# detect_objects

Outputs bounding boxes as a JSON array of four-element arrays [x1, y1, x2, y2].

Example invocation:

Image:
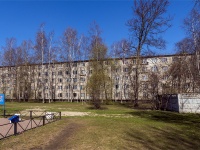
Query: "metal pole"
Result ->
[[3, 109, 6, 118], [43, 116, 45, 126], [29, 111, 33, 128], [30, 111, 32, 119], [14, 122, 17, 135]]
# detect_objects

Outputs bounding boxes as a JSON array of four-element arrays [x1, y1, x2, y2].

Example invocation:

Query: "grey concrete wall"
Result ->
[[178, 93, 200, 113]]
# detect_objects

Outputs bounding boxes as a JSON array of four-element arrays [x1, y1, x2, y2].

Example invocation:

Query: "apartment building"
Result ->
[[0, 54, 198, 102]]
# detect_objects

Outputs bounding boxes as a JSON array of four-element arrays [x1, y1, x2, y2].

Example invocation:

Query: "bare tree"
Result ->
[[126, 0, 171, 107], [175, 38, 195, 54]]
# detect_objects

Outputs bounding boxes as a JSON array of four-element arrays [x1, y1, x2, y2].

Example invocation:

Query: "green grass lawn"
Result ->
[[0, 102, 200, 150]]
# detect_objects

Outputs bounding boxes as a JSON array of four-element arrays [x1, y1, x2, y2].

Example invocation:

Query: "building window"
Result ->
[[123, 60, 128, 64], [116, 77, 120, 81], [162, 66, 168, 72], [124, 93, 129, 98], [143, 92, 148, 99], [142, 59, 147, 64], [66, 70, 70, 75], [80, 85, 84, 90], [81, 70, 85, 74], [81, 62, 85, 66], [58, 93, 62, 97], [142, 75, 148, 80], [142, 84, 148, 90], [151, 65, 158, 72], [73, 85, 77, 89], [73, 93, 77, 97], [115, 84, 119, 89], [38, 92, 42, 97], [172, 83, 178, 88], [58, 78, 62, 83], [142, 67, 147, 72], [67, 78, 71, 82], [58, 86, 63, 90], [172, 57, 179, 62], [65, 63, 70, 67], [81, 93, 85, 97], [45, 72, 48, 76], [162, 75, 168, 80], [185, 83, 190, 89], [73, 78, 77, 82], [66, 93, 69, 97], [89, 70, 92, 74], [80, 77, 85, 82], [133, 59, 136, 64], [115, 93, 120, 97], [151, 58, 157, 63], [52, 72, 55, 76], [73, 70, 77, 74], [65, 85, 71, 89], [124, 84, 129, 89], [45, 79, 48, 83], [58, 71, 63, 76], [161, 57, 168, 63], [123, 68, 129, 72], [73, 63, 77, 67]]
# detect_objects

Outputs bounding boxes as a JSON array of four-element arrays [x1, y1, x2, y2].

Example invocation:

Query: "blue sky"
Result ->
[[0, 0, 194, 55]]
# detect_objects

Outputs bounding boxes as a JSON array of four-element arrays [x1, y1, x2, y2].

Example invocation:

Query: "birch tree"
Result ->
[[184, 7, 200, 91], [60, 27, 81, 102], [2, 38, 19, 101], [17, 40, 33, 102], [86, 22, 112, 109], [34, 24, 48, 103]]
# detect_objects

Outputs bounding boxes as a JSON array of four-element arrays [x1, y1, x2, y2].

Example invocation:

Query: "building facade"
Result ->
[[0, 54, 199, 102]]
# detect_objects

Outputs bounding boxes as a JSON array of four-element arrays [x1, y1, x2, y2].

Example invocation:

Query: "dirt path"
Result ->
[[30, 122, 82, 150]]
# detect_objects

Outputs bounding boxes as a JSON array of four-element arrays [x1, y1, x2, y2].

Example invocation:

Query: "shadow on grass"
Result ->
[[128, 110, 200, 128], [86, 106, 108, 110], [122, 125, 200, 150], [118, 102, 152, 110]]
